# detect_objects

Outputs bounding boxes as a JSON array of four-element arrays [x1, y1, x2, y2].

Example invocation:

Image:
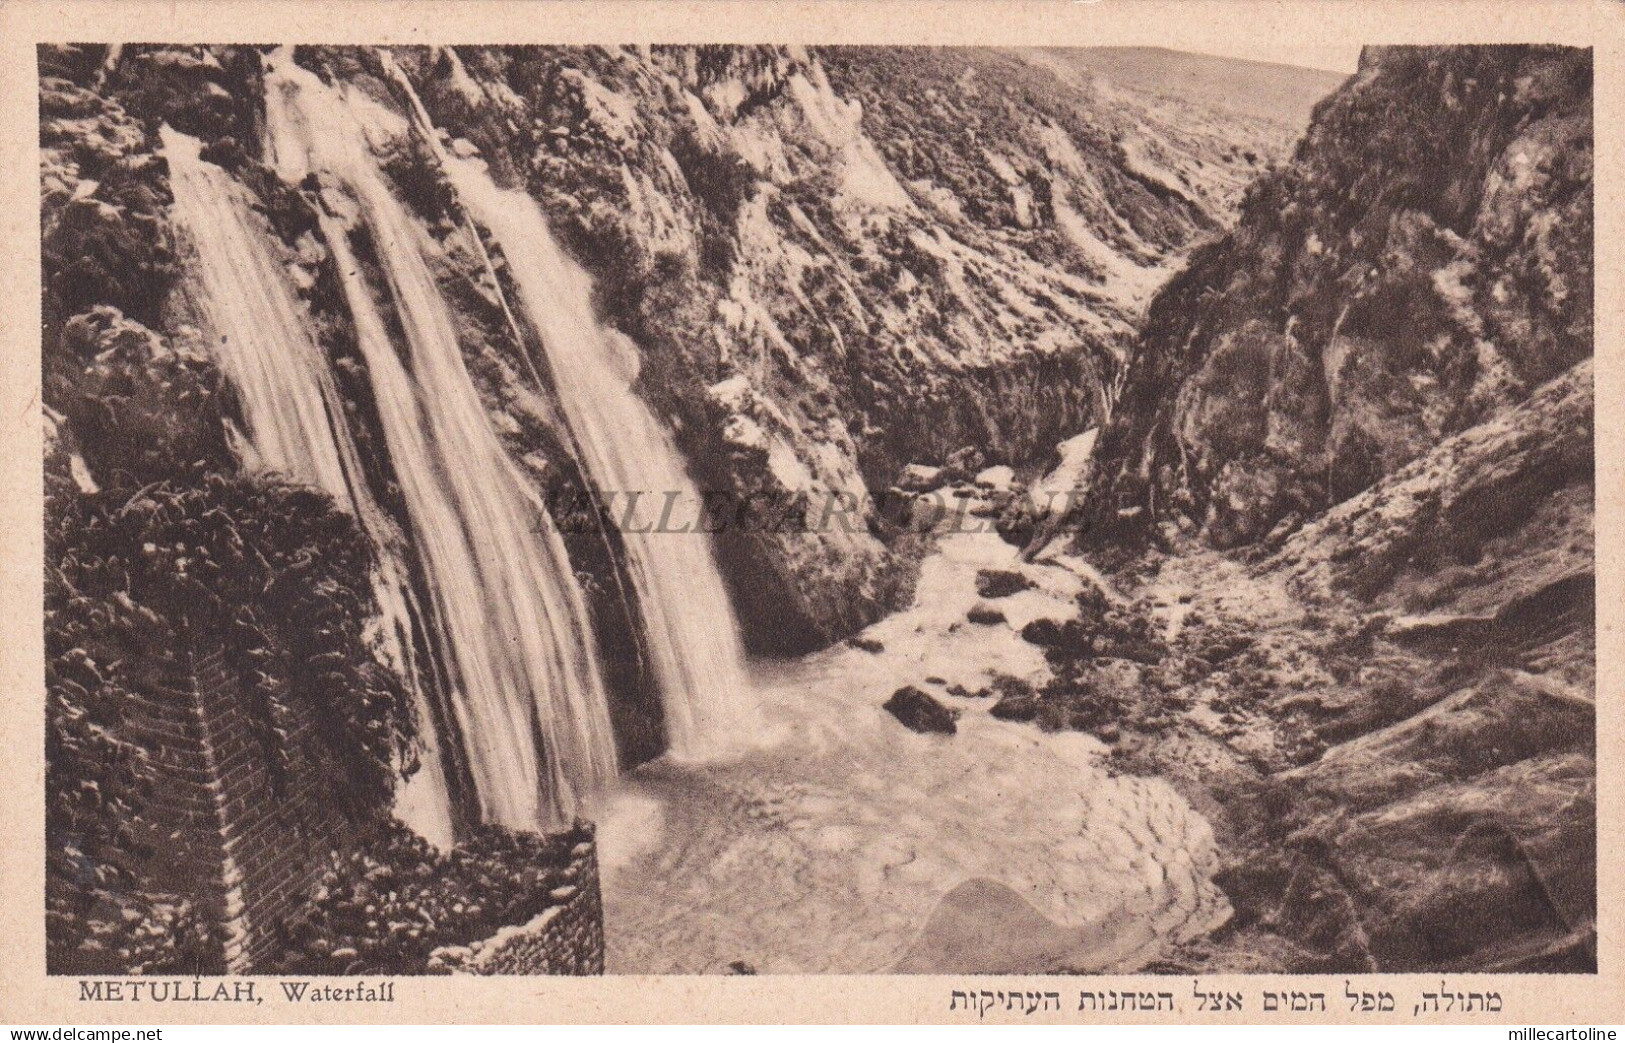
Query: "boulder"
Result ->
[[988, 691, 1040, 722], [975, 568, 1034, 599], [883, 685, 960, 735], [1018, 617, 1072, 648], [897, 464, 946, 493], [966, 602, 1006, 626]]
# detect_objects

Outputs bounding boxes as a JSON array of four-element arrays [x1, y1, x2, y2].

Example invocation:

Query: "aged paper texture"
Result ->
[[1, 0, 1619, 1025]]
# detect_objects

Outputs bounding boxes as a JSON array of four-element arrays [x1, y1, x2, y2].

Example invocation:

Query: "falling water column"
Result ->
[[161, 125, 458, 849], [262, 51, 619, 832], [384, 52, 760, 758]]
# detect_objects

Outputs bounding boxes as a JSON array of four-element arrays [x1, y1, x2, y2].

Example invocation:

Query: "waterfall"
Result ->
[[384, 53, 758, 756], [165, 42, 754, 844], [261, 51, 618, 832], [161, 127, 457, 848]]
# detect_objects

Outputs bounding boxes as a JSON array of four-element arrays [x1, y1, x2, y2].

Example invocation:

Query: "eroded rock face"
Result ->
[[51, 307, 230, 484], [109, 47, 263, 143], [1025, 300, 1592, 971], [1086, 45, 1592, 550], [1089, 349, 1593, 971], [1275, 359, 1594, 604], [377, 43, 1280, 650], [1220, 750, 1595, 972]]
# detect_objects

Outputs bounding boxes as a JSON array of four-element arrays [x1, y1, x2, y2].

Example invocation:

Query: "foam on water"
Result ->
[[597, 523, 1230, 973]]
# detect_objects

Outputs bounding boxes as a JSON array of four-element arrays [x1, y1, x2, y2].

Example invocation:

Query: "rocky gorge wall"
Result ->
[[41, 45, 607, 975], [1086, 45, 1592, 550], [42, 47, 386, 974], [382, 43, 1284, 650], [1044, 44, 1596, 973]]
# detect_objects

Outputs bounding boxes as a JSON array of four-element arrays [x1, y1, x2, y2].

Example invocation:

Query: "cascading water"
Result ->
[[161, 126, 457, 848], [384, 54, 758, 756], [261, 50, 618, 832], [163, 128, 363, 506]]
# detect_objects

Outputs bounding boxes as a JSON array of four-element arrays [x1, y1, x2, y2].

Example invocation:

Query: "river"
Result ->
[[596, 508, 1230, 973]]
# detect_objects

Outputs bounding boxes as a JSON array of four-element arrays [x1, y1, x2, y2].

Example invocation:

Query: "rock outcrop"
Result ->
[[1030, 45, 1594, 973], [1018, 361, 1595, 969], [1218, 360, 1595, 972], [1086, 45, 1592, 550], [883, 685, 960, 735]]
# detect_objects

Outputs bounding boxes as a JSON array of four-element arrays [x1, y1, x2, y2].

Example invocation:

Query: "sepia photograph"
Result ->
[[3, 0, 1615, 1028]]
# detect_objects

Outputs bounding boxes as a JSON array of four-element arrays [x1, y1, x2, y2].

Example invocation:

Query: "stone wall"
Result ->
[[435, 838, 605, 975], [114, 648, 238, 964], [117, 633, 607, 977], [124, 642, 348, 972]]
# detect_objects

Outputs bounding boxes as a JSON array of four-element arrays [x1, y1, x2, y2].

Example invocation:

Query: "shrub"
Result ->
[[269, 821, 590, 974], [46, 467, 412, 971]]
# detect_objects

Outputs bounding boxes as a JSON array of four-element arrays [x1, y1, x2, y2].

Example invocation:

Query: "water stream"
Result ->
[[262, 51, 617, 833], [162, 126, 457, 847], [595, 519, 1230, 973]]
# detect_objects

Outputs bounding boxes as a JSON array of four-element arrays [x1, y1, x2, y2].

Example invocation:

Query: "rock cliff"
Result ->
[[384, 43, 1280, 649], [1042, 45, 1594, 972], [1086, 45, 1592, 550]]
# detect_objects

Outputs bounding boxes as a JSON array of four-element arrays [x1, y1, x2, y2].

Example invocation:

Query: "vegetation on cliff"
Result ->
[[42, 46, 415, 973]]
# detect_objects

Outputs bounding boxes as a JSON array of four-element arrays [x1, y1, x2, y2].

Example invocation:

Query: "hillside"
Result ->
[[1031, 47, 1348, 129], [1086, 44, 1592, 549], [1045, 44, 1595, 972]]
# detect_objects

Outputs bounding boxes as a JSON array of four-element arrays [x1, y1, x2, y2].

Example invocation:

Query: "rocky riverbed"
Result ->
[[600, 352, 1595, 973], [595, 480, 1230, 974]]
